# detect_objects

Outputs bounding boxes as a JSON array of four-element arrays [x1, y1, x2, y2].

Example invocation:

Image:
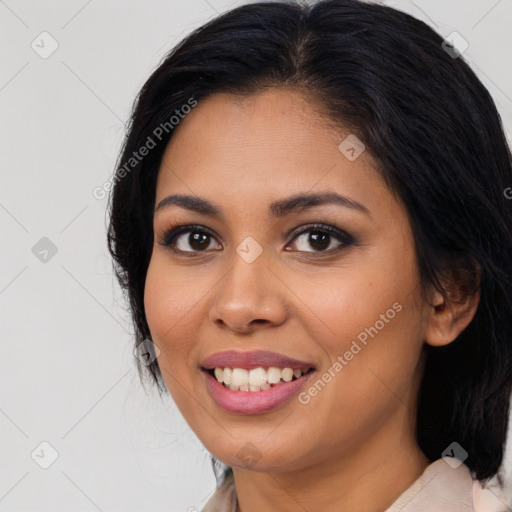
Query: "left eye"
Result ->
[[287, 224, 354, 254]]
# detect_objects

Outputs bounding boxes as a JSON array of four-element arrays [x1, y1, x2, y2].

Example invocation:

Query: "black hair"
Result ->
[[107, 0, 512, 487]]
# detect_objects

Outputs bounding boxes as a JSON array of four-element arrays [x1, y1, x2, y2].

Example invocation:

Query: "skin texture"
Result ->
[[144, 89, 479, 512]]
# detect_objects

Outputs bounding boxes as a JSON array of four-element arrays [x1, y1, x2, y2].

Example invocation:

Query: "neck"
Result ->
[[232, 418, 431, 512]]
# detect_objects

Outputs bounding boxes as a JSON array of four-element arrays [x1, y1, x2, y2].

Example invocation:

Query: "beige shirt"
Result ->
[[201, 458, 483, 512]]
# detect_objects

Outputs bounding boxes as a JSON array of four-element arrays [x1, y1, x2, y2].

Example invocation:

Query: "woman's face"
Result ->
[[144, 89, 432, 473]]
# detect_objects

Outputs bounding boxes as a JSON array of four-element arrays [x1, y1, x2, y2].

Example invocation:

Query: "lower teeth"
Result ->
[[222, 377, 299, 391]]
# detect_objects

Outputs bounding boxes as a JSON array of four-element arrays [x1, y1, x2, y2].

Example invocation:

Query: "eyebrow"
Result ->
[[155, 191, 371, 218]]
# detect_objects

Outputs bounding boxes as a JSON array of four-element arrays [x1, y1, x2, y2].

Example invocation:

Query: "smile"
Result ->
[[201, 366, 316, 414]]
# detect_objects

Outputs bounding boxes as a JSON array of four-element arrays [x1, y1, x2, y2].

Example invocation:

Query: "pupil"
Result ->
[[310, 232, 329, 250]]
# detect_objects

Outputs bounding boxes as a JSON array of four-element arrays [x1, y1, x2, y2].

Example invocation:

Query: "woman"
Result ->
[[107, 1, 512, 510]]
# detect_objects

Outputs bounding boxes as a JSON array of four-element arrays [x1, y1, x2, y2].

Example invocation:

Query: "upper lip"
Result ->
[[201, 350, 316, 371]]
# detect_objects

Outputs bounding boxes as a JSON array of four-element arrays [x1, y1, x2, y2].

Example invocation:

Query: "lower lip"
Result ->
[[202, 369, 316, 414]]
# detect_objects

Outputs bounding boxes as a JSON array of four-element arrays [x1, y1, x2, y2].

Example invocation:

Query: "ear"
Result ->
[[424, 269, 481, 348]]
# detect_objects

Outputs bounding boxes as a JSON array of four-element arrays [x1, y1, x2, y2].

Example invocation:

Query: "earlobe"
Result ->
[[424, 288, 480, 347]]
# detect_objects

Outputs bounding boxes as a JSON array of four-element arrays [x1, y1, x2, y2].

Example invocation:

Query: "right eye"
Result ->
[[159, 224, 222, 255]]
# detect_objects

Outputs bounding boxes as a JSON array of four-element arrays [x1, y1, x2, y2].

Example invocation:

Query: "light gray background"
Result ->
[[1, 0, 511, 510]]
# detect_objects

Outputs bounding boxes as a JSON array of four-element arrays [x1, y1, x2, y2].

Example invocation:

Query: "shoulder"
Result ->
[[385, 458, 478, 512]]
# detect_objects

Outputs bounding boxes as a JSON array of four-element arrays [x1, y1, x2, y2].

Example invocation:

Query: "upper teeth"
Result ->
[[213, 367, 308, 389]]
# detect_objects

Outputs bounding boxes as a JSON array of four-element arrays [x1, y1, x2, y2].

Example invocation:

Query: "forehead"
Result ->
[[154, 89, 396, 224], [163, 89, 337, 159]]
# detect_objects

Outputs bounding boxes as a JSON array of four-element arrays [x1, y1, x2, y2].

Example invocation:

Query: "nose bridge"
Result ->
[[209, 237, 287, 331]]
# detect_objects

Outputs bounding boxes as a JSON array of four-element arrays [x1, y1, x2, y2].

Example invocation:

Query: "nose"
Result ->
[[208, 249, 288, 334]]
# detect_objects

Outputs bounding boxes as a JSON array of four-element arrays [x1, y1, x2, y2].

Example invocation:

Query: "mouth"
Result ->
[[200, 350, 318, 413], [201, 360, 317, 414]]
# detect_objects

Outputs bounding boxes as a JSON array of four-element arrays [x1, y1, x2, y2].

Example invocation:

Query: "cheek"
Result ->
[[293, 244, 426, 409], [143, 258, 212, 421], [293, 248, 423, 350], [143, 257, 203, 382], [144, 256, 205, 337]]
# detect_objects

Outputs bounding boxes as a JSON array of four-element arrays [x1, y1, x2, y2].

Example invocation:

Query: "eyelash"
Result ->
[[157, 222, 356, 258]]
